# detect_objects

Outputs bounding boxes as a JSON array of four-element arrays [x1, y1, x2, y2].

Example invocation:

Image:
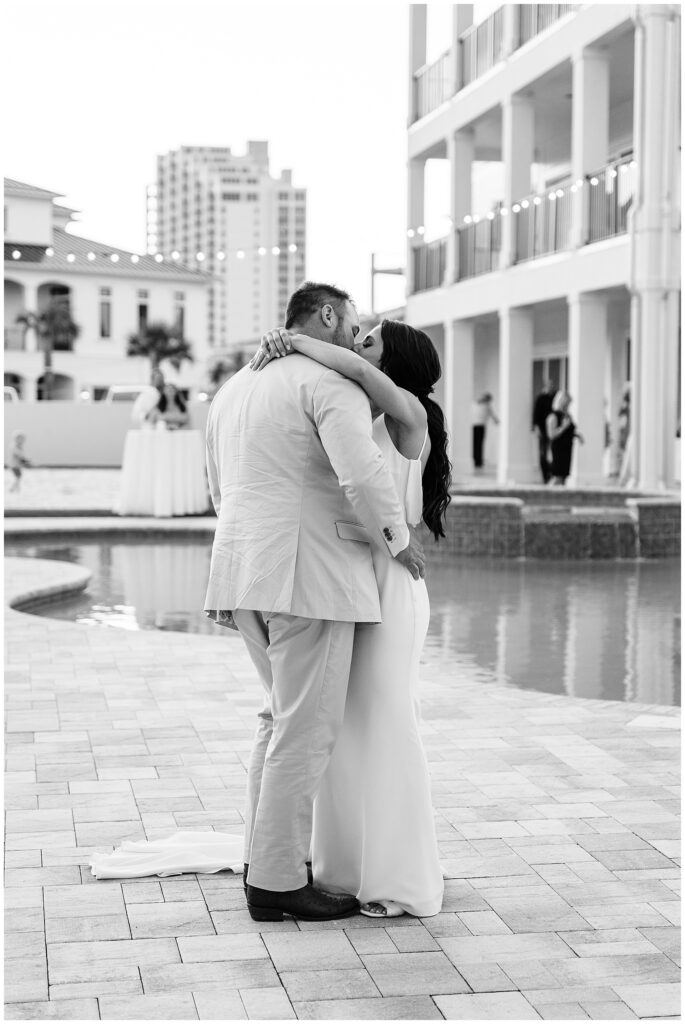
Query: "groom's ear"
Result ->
[[320, 303, 335, 328]]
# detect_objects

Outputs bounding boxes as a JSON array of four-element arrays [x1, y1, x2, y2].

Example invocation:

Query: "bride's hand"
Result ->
[[250, 328, 294, 371]]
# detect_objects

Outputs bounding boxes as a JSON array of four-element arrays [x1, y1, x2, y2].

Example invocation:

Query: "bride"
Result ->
[[91, 318, 451, 920]]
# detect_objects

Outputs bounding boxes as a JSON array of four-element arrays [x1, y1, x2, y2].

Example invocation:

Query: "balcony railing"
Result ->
[[4, 327, 25, 351], [412, 237, 447, 292], [457, 214, 502, 280], [414, 49, 453, 122], [586, 156, 637, 244], [514, 180, 574, 262], [460, 6, 505, 89], [518, 4, 576, 47]]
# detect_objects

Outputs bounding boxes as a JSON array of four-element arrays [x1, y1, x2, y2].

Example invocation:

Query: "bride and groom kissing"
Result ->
[[92, 280, 451, 923]]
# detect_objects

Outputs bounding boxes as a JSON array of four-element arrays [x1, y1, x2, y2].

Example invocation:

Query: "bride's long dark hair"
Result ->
[[379, 319, 452, 540]]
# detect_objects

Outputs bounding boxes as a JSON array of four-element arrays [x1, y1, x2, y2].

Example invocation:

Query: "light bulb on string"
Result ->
[[11, 250, 21, 259], [131, 254, 139, 263], [87, 252, 96, 261], [110, 253, 120, 262], [171, 251, 180, 260], [155, 254, 164, 263], [237, 250, 245, 259], [272, 246, 280, 255], [288, 244, 297, 253], [258, 247, 266, 256], [46, 247, 54, 257]]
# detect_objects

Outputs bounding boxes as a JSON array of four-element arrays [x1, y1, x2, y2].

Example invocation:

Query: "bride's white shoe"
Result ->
[[359, 900, 405, 918]]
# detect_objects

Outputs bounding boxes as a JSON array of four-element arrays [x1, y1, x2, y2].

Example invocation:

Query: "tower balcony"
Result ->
[[410, 4, 578, 124], [410, 154, 636, 293]]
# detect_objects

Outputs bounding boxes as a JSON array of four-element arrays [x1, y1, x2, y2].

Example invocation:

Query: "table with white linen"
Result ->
[[118, 427, 209, 517]]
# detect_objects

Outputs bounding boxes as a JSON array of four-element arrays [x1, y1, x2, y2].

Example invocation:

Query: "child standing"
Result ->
[[9, 430, 31, 493]]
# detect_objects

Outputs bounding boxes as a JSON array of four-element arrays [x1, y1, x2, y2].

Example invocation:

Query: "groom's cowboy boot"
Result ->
[[246, 882, 358, 922], [242, 861, 313, 891]]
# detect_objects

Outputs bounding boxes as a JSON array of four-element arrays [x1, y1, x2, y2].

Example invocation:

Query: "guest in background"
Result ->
[[532, 379, 555, 483], [617, 382, 633, 486], [147, 383, 189, 430], [131, 369, 165, 427], [8, 430, 31, 493], [546, 391, 584, 485], [471, 392, 499, 470]]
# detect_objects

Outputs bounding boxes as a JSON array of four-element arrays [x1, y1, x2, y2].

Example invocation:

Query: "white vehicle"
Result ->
[[103, 385, 154, 403], [4, 386, 20, 402]]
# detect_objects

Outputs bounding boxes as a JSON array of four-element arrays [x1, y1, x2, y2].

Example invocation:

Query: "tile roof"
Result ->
[[4, 178, 63, 200], [5, 228, 209, 282]]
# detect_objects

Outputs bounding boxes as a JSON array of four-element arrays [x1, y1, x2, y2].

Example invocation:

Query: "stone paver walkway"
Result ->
[[4, 554, 681, 1021]]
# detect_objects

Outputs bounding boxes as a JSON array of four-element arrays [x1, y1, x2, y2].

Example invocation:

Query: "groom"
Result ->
[[204, 281, 425, 921]]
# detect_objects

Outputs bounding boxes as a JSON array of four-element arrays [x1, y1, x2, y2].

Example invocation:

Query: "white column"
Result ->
[[497, 306, 535, 483], [407, 158, 426, 294], [446, 130, 474, 284], [632, 4, 680, 490], [444, 318, 475, 479], [501, 95, 534, 268], [571, 46, 610, 247], [408, 5, 427, 125], [502, 4, 520, 55], [22, 377, 38, 402], [452, 4, 473, 93], [567, 292, 607, 486]]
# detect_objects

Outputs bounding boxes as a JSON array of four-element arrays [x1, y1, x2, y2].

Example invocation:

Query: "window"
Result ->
[[246, 194, 258, 201], [222, 193, 241, 201], [138, 304, 148, 333], [295, 192, 305, 201], [174, 291, 185, 301], [99, 301, 111, 339], [137, 289, 149, 299], [99, 287, 111, 296], [278, 192, 289, 200]]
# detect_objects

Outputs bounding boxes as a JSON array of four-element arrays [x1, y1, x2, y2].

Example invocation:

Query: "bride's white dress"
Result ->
[[90, 416, 443, 916], [311, 416, 443, 917]]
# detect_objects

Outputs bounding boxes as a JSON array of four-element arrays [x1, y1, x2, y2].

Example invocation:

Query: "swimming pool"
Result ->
[[6, 537, 680, 707]]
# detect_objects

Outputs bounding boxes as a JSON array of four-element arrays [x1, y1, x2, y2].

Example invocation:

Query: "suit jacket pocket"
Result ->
[[335, 520, 372, 544]]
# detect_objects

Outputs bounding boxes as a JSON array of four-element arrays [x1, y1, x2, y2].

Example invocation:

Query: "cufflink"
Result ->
[[383, 527, 395, 542]]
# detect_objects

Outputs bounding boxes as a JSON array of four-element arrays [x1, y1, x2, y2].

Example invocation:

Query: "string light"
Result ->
[[407, 228, 415, 238], [590, 177, 599, 186], [416, 226, 425, 235], [556, 189, 564, 198], [499, 207, 508, 216], [548, 192, 556, 201], [8, 239, 306, 266], [512, 204, 521, 213], [487, 211, 495, 220], [533, 196, 542, 205], [521, 200, 529, 209], [463, 215, 472, 225]]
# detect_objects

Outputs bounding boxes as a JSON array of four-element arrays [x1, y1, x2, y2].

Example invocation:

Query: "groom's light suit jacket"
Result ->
[[204, 356, 409, 623]]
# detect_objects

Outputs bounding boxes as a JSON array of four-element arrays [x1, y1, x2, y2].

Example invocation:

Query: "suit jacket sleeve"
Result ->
[[312, 371, 410, 557], [205, 417, 221, 516]]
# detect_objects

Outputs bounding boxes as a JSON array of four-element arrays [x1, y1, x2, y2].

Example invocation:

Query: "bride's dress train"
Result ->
[[90, 416, 443, 917], [90, 831, 244, 879]]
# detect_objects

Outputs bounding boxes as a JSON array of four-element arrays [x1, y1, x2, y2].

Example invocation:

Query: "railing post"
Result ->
[[503, 3, 520, 55]]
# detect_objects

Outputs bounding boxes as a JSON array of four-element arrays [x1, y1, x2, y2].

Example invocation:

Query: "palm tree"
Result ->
[[16, 299, 80, 400], [127, 321, 194, 373]]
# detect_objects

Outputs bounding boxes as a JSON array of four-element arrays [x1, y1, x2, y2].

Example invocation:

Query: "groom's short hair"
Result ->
[[285, 281, 352, 329]]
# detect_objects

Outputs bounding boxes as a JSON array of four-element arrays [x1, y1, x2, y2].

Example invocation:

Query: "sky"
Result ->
[[4, 0, 466, 313]]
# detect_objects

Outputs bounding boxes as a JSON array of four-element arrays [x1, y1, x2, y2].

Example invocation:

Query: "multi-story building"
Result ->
[[150, 141, 307, 352], [4, 178, 210, 400], [406, 4, 680, 490]]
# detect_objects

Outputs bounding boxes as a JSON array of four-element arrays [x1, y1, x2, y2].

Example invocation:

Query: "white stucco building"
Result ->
[[150, 142, 307, 352], [406, 4, 680, 490], [4, 178, 210, 401]]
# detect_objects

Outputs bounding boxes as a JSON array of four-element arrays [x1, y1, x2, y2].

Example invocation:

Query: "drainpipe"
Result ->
[[628, 6, 645, 487], [658, 8, 680, 487]]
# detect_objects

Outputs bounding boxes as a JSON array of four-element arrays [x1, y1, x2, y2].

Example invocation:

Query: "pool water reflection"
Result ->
[[7, 539, 680, 707]]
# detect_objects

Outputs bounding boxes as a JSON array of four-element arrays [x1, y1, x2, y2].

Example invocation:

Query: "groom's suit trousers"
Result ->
[[233, 609, 355, 892]]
